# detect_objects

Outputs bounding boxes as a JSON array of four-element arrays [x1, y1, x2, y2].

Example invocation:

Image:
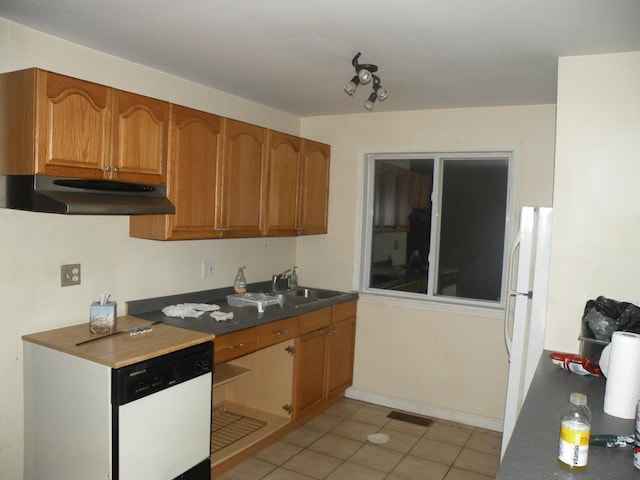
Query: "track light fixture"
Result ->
[[344, 52, 388, 111]]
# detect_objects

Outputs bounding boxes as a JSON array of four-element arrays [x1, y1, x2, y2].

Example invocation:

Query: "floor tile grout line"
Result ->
[[227, 399, 501, 480]]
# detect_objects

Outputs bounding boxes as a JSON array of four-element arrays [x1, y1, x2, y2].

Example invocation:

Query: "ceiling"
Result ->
[[1, 0, 640, 117]]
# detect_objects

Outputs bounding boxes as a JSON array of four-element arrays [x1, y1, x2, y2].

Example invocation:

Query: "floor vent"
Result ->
[[387, 410, 433, 427]]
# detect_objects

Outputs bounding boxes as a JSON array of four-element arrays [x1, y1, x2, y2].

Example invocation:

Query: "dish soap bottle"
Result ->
[[558, 392, 591, 471], [234, 266, 247, 294], [290, 266, 298, 289]]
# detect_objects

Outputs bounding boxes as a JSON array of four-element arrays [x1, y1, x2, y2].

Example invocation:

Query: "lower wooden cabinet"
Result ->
[[292, 326, 329, 419], [326, 316, 356, 399], [211, 300, 357, 478], [211, 340, 294, 472], [292, 301, 357, 420]]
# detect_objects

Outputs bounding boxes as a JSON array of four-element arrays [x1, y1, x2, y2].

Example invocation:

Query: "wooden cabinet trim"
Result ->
[[214, 327, 258, 364], [331, 301, 357, 323], [257, 316, 300, 349], [298, 308, 331, 335]]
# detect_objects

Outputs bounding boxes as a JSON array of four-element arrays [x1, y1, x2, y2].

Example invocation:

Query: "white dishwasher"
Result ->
[[24, 339, 213, 480]]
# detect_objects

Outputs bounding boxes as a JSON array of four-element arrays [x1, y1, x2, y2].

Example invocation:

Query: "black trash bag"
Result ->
[[582, 296, 640, 342]]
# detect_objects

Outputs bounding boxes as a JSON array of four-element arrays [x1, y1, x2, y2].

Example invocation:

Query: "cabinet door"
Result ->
[[292, 328, 327, 419], [166, 105, 222, 238], [325, 317, 356, 399], [36, 70, 111, 179], [419, 175, 432, 209], [110, 89, 169, 184], [411, 172, 432, 209], [219, 118, 267, 237], [298, 140, 330, 235], [395, 168, 411, 231], [381, 164, 398, 227], [263, 131, 301, 236]]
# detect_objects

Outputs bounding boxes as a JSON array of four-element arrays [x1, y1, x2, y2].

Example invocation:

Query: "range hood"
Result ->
[[0, 175, 175, 215]]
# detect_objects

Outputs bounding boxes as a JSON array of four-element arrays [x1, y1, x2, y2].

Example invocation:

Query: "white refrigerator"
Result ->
[[501, 206, 553, 458]]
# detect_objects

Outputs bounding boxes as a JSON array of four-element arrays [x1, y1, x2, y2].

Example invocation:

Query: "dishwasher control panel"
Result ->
[[112, 341, 213, 405]]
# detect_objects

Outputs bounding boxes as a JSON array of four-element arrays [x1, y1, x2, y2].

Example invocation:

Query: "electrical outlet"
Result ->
[[61, 264, 81, 287], [202, 261, 215, 279]]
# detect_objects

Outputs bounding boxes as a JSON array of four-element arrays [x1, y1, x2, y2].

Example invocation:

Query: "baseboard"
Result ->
[[345, 387, 503, 433]]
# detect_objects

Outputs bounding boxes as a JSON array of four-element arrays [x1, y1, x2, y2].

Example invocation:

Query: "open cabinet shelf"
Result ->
[[210, 339, 294, 469], [214, 362, 251, 387], [210, 400, 290, 466]]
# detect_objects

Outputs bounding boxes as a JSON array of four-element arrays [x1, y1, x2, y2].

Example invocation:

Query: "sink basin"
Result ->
[[275, 293, 317, 308], [286, 287, 344, 299]]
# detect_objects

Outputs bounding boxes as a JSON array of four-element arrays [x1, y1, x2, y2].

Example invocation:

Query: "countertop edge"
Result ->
[[23, 317, 215, 369]]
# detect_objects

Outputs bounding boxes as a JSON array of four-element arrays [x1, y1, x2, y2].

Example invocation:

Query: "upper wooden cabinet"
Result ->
[[0, 68, 168, 184], [373, 163, 431, 231], [263, 133, 330, 237], [219, 118, 267, 238], [109, 89, 169, 184], [298, 140, 330, 235], [263, 131, 302, 236], [129, 105, 222, 240], [411, 171, 432, 209]]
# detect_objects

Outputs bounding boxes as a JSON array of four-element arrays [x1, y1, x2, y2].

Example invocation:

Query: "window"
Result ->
[[362, 152, 512, 308]]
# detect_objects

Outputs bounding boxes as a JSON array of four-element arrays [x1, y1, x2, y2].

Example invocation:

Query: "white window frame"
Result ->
[[359, 150, 516, 314]]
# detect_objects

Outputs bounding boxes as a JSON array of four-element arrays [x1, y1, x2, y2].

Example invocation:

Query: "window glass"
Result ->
[[364, 153, 510, 307], [437, 158, 508, 301]]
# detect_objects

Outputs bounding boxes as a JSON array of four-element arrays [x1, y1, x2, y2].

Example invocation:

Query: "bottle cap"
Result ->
[[570, 392, 587, 406]]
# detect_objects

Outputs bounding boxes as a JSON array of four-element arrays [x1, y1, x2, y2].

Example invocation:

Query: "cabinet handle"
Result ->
[[328, 330, 336, 336], [105, 166, 112, 172], [275, 329, 288, 335], [227, 343, 244, 350], [113, 167, 120, 173]]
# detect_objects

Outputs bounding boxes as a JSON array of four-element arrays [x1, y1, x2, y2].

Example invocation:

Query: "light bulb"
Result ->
[[376, 87, 388, 101], [358, 68, 372, 84], [363, 92, 377, 111], [344, 76, 359, 96]]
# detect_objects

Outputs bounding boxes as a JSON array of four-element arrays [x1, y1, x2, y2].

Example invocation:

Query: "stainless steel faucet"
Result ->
[[271, 268, 291, 291]]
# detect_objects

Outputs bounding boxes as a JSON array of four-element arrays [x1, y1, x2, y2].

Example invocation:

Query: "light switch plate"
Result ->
[[202, 261, 215, 279]]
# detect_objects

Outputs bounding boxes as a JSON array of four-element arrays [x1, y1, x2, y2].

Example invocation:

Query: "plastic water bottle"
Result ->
[[557, 392, 591, 471]]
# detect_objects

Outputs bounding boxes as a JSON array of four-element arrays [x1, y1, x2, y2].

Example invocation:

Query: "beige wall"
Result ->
[[0, 19, 302, 480], [0, 16, 561, 480], [300, 105, 557, 428], [546, 51, 640, 353]]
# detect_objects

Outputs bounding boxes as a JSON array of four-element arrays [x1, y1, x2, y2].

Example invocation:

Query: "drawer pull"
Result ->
[[275, 329, 288, 335], [227, 343, 245, 350]]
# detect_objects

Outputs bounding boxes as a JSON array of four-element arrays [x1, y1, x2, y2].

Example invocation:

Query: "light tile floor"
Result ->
[[218, 398, 502, 480]]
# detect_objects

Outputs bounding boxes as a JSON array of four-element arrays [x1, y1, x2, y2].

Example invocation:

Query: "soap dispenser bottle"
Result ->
[[290, 266, 298, 289], [234, 266, 247, 293]]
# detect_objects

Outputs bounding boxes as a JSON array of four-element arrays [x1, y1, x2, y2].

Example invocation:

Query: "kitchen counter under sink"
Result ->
[[126, 281, 358, 336]]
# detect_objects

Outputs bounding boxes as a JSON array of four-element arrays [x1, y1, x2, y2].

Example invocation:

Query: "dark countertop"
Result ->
[[497, 350, 639, 479], [126, 281, 358, 336]]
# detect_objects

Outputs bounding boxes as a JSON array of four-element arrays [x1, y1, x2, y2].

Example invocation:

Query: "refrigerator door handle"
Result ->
[[504, 229, 522, 357], [504, 292, 515, 357]]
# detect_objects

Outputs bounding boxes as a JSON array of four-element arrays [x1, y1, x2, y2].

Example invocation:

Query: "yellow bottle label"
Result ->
[[558, 420, 590, 468]]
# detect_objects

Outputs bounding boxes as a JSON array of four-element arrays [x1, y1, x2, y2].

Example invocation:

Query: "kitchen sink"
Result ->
[[286, 287, 344, 299], [275, 293, 318, 308]]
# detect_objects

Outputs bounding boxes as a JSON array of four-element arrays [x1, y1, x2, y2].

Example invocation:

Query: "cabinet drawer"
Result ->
[[332, 301, 357, 323], [299, 308, 331, 335], [257, 317, 299, 349], [214, 328, 258, 364]]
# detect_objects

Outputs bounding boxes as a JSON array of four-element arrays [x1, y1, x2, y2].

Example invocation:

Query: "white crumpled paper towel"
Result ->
[[162, 303, 220, 318]]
